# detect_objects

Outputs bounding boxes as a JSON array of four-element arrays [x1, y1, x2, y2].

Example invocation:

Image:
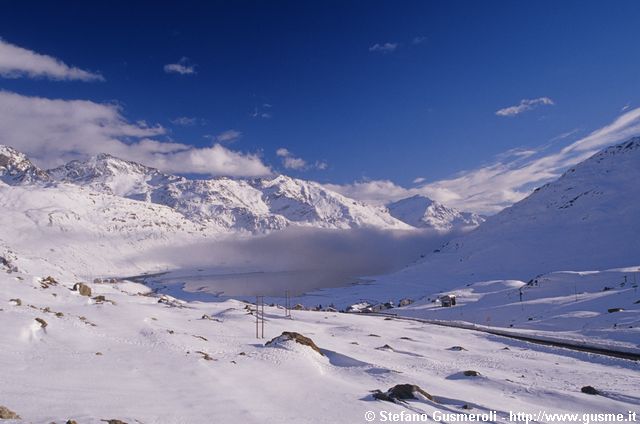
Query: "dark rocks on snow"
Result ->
[[195, 351, 214, 361], [265, 331, 324, 356], [581, 386, 599, 395], [0, 405, 20, 419], [101, 420, 129, 424], [35, 317, 48, 328], [73, 282, 92, 297], [93, 295, 115, 305], [448, 346, 467, 351], [463, 370, 481, 377], [372, 384, 434, 403], [376, 344, 394, 351], [398, 298, 414, 307], [9, 298, 21, 306], [607, 308, 624, 313], [67, 420, 79, 424]]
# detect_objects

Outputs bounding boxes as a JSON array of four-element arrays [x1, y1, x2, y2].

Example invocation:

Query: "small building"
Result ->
[[439, 294, 456, 307], [398, 298, 414, 307]]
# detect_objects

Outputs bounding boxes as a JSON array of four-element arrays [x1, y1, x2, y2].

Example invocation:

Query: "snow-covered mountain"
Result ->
[[352, 137, 640, 298], [2, 146, 413, 233], [387, 195, 484, 231], [0, 145, 50, 184]]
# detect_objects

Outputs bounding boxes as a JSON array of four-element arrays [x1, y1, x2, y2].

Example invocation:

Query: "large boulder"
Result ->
[[73, 282, 92, 297], [0, 405, 20, 419], [265, 331, 324, 356], [372, 384, 434, 402], [581, 386, 599, 395]]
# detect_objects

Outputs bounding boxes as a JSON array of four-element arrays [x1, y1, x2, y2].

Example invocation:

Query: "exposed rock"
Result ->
[[55, 312, 64, 318], [398, 298, 414, 307], [292, 303, 305, 310], [447, 346, 467, 352], [265, 331, 324, 356], [463, 370, 480, 377], [35, 317, 48, 328], [67, 420, 79, 424], [581, 386, 599, 395], [0, 406, 20, 419], [101, 420, 129, 424], [192, 335, 208, 341], [368, 333, 381, 337], [73, 282, 92, 297], [448, 346, 467, 351], [376, 344, 394, 351], [40, 276, 59, 288], [157, 296, 184, 308], [9, 298, 21, 306], [195, 351, 214, 361], [372, 384, 434, 403], [607, 308, 624, 313]]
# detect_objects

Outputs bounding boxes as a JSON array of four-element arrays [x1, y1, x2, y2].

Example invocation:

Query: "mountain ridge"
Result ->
[[1, 144, 482, 234]]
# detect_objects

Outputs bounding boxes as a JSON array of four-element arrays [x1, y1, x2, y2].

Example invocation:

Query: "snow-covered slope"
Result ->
[[1, 256, 638, 423], [384, 138, 640, 287], [388, 195, 484, 231], [0, 182, 226, 279], [47, 151, 411, 232]]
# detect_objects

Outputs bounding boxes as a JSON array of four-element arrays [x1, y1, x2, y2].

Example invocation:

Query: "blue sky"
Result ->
[[1, 0, 640, 213]]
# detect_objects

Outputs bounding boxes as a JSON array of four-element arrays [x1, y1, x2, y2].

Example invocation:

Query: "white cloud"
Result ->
[[496, 97, 554, 117], [282, 156, 307, 170], [251, 104, 273, 119], [276, 148, 290, 157], [412, 177, 426, 184], [276, 147, 326, 171], [170, 116, 198, 126], [315, 161, 328, 170], [327, 107, 640, 214], [412, 36, 427, 45], [0, 91, 271, 177], [369, 42, 398, 53], [213, 129, 242, 143], [164, 57, 196, 75], [276, 148, 306, 170], [324, 180, 413, 206], [0, 38, 103, 81]]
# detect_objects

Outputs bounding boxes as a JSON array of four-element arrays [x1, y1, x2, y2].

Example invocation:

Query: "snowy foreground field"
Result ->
[[1, 265, 639, 423]]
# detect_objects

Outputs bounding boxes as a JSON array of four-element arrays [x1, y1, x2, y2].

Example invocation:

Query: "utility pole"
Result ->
[[284, 290, 292, 318], [255, 296, 265, 339]]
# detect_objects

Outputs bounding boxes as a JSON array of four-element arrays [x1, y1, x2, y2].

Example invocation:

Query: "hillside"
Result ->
[[383, 138, 640, 288]]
